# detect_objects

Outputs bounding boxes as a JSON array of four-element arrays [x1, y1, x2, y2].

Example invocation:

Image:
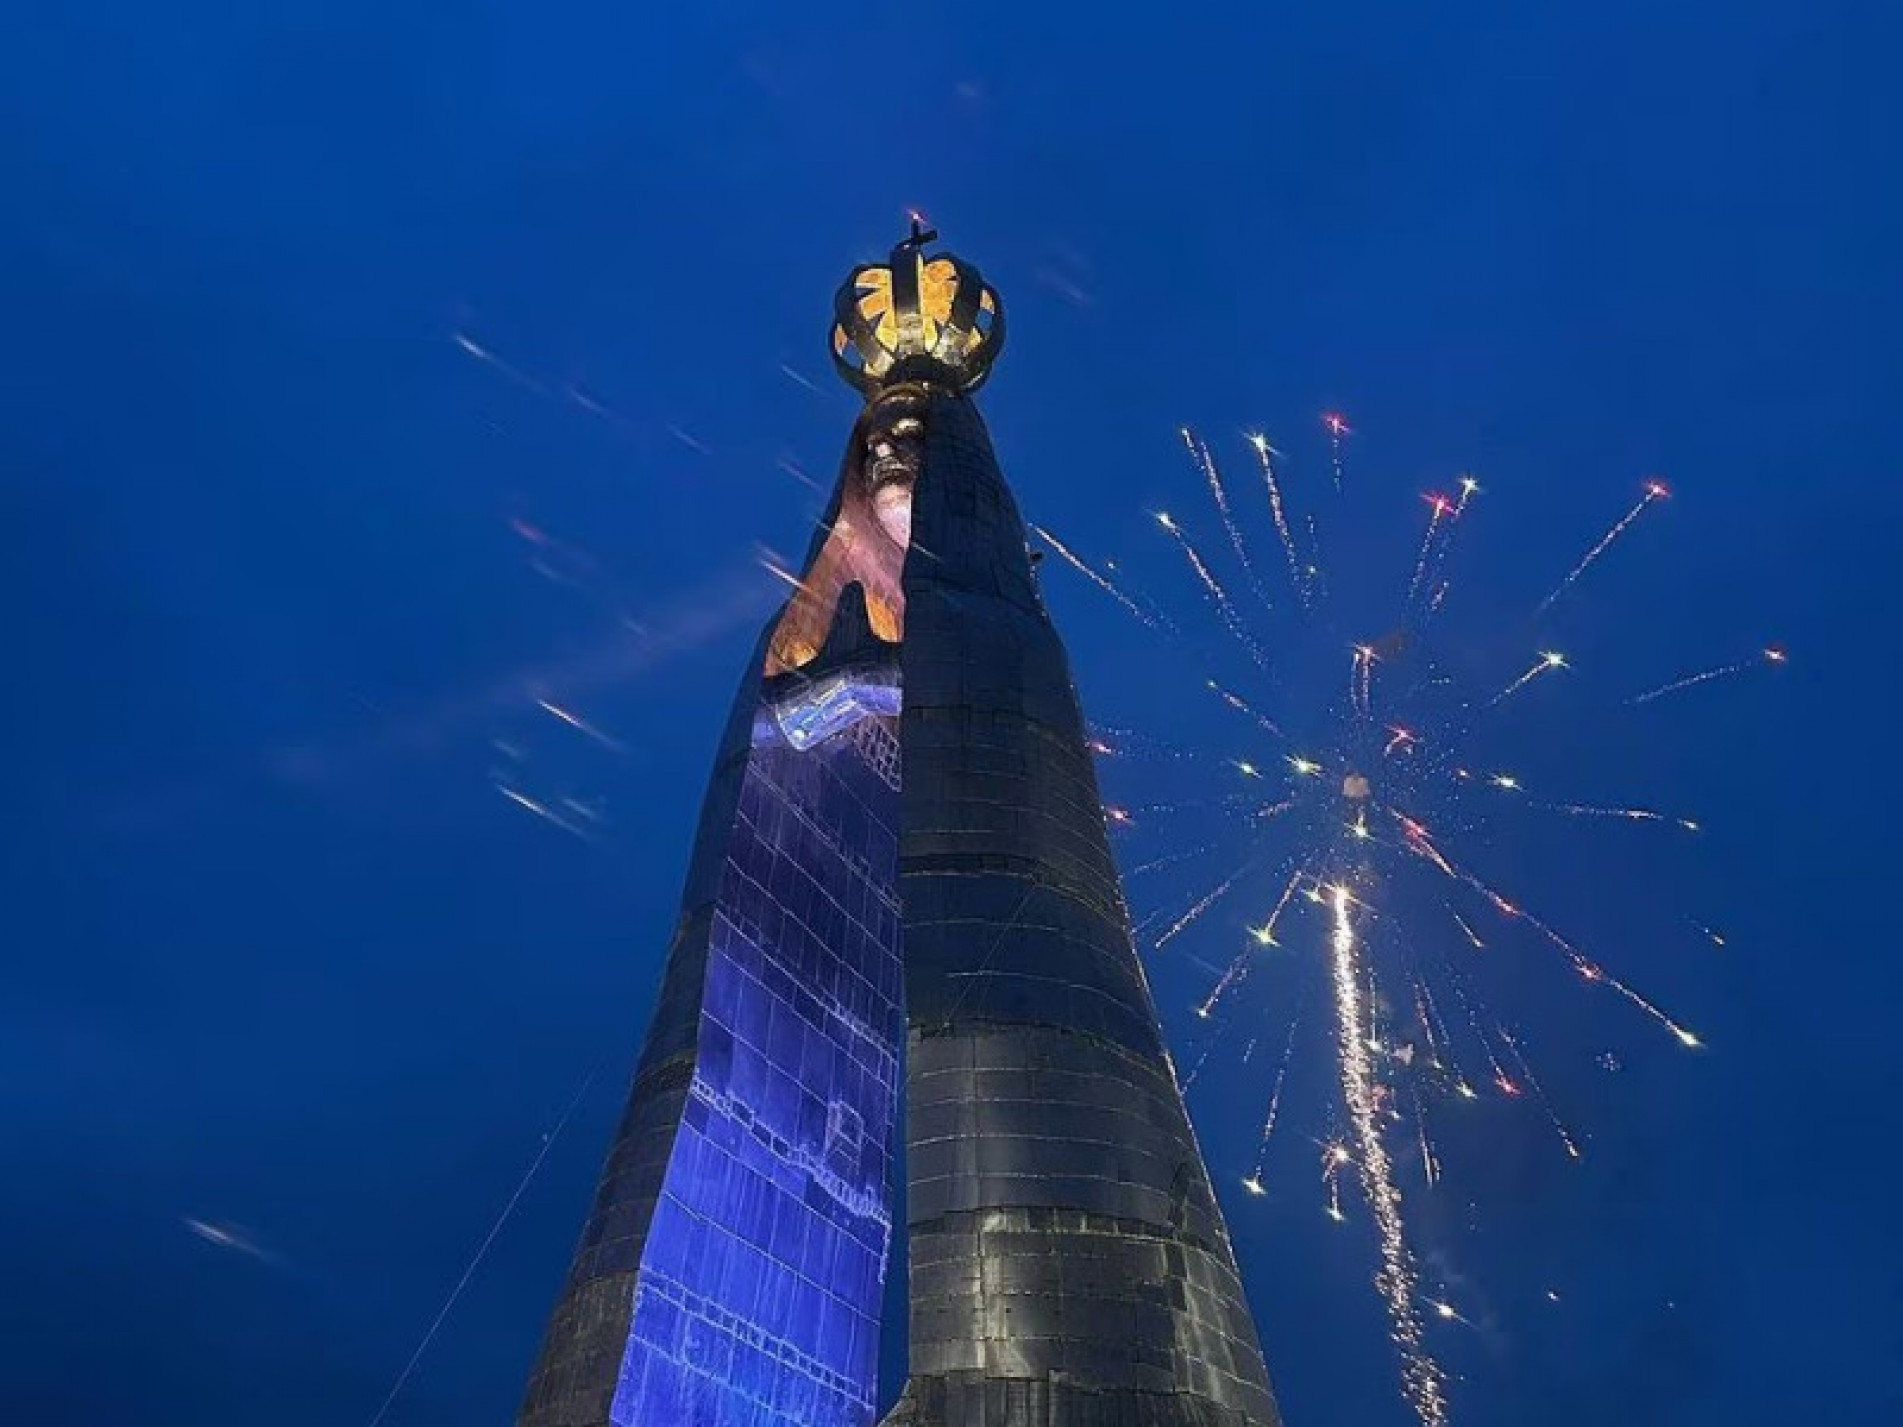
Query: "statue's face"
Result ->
[[864, 414, 924, 550]]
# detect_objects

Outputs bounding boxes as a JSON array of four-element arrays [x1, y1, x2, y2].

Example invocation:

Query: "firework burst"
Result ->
[[1040, 416, 1776, 1426]]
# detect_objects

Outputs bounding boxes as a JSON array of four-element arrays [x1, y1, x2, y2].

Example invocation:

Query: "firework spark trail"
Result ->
[[1354, 646, 1378, 719], [1249, 798, 1297, 829], [1328, 886, 1448, 1426], [1180, 1014, 1234, 1092], [1088, 724, 1211, 763], [1197, 945, 1258, 1021], [1132, 905, 1172, 940], [1208, 680, 1285, 739], [1630, 647, 1784, 705], [1411, 984, 1445, 1064], [1257, 866, 1308, 946], [1324, 411, 1351, 491], [1128, 792, 1256, 818], [1448, 907, 1485, 949], [1513, 905, 1702, 1046], [1244, 1001, 1307, 1194], [1453, 474, 1481, 518], [1536, 481, 1668, 615], [1413, 979, 1473, 1095], [1156, 513, 1273, 673], [1691, 918, 1728, 948], [1496, 1026, 1583, 1160], [1304, 511, 1328, 598], [1629, 663, 1747, 704], [1398, 820, 1700, 1047], [1126, 843, 1216, 877], [1195, 865, 1306, 1019], [1411, 1085, 1442, 1188], [1031, 523, 1172, 632], [1153, 860, 1258, 951], [1184, 428, 1274, 610], [1534, 802, 1691, 828], [1115, 568, 1182, 633], [1435, 955, 1511, 1097], [1424, 988, 1479, 1099], [1407, 495, 1454, 607], [1487, 651, 1567, 708], [1322, 1146, 1348, 1221], [1248, 433, 1311, 605]]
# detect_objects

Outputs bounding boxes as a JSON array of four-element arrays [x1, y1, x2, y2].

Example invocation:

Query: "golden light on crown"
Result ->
[[830, 220, 1004, 395]]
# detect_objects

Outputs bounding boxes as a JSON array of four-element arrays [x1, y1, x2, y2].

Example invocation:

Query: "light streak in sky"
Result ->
[[755, 547, 814, 595], [1630, 645, 1787, 705], [1536, 480, 1668, 615], [778, 362, 824, 394], [184, 1218, 278, 1266], [453, 329, 548, 396], [496, 783, 595, 841], [535, 698, 624, 753], [1031, 522, 1172, 631], [776, 454, 824, 492], [667, 424, 711, 455], [455, 329, 644, 436]]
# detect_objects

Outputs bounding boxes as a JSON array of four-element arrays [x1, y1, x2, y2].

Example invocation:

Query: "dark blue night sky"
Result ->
[[4, 4, 1900, 1424]]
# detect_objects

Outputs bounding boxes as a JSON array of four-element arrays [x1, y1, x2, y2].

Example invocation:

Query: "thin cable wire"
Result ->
[[365, 1063, 600, 1427]]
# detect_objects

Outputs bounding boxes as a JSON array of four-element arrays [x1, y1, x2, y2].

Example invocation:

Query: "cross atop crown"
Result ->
[[899, 213, 939, 251]]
